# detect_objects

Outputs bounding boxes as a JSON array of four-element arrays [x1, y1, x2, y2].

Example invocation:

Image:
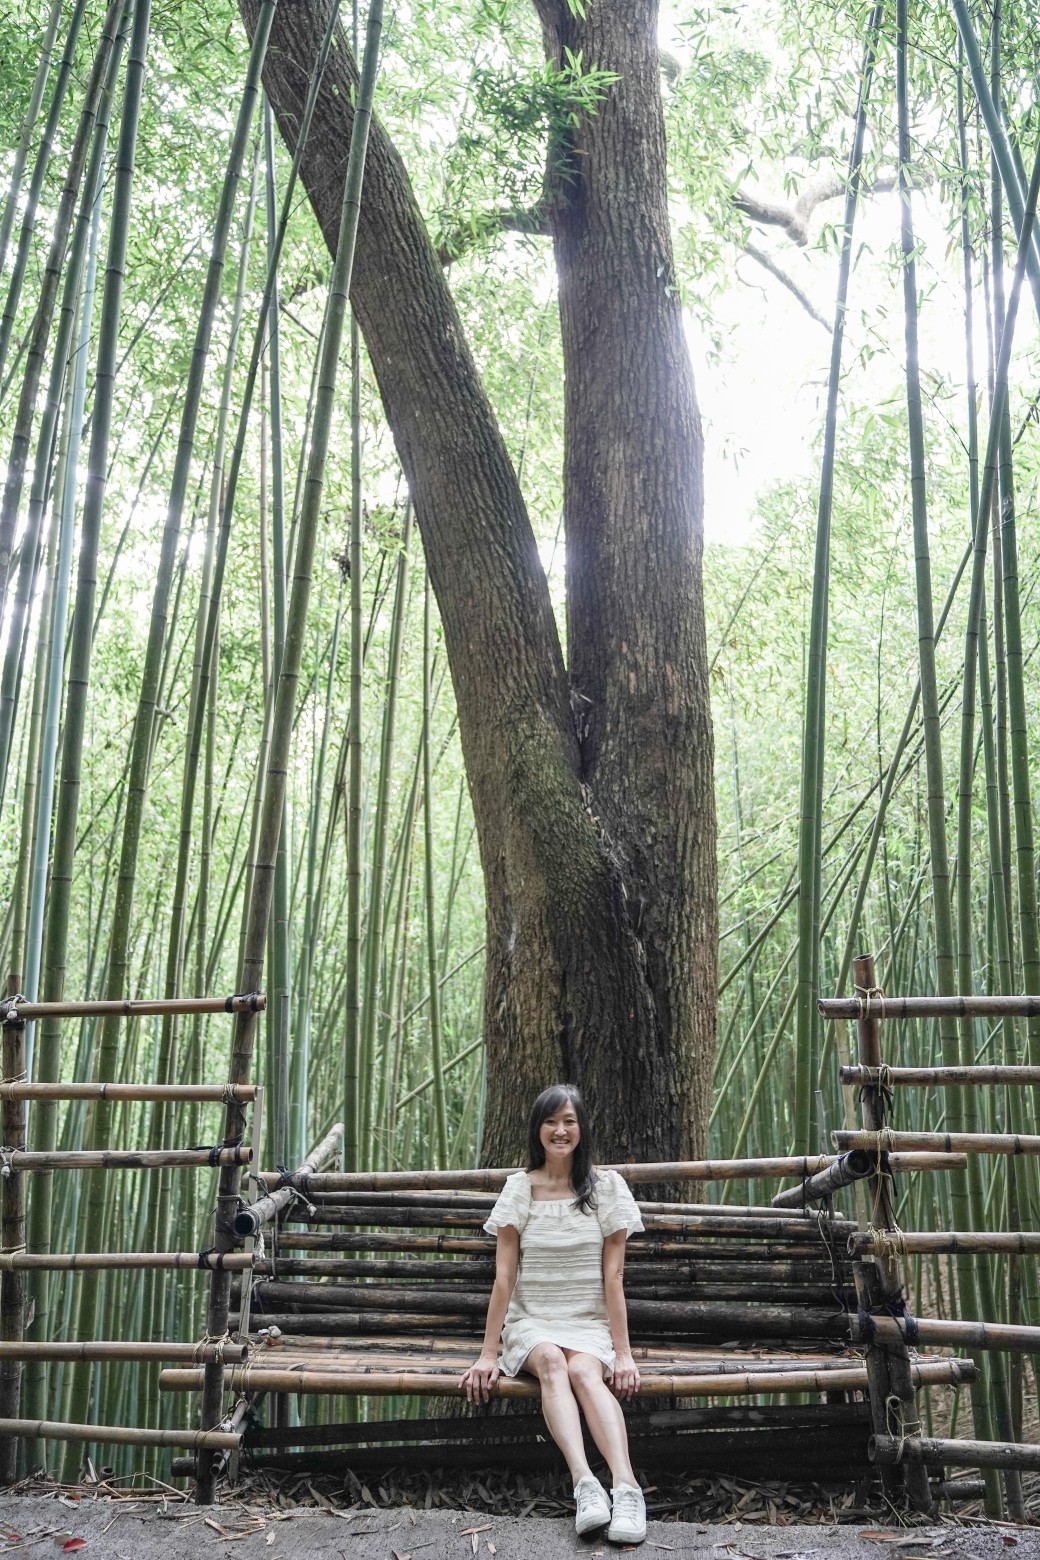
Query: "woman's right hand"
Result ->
[[460, 1351, 500, 1404]]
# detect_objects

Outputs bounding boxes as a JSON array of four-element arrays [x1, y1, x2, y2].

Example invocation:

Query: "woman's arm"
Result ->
[[603, 1230, 640, 1400], [460, 1226, 520, 1404]]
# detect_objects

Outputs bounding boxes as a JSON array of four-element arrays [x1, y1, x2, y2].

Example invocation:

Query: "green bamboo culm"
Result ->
[[423, 571, 449, 1168], [195, 0, 384, 1504], [60, 1, 279, 1467], [0, 0, 65, 286], [0, 0, 89, 402], [344, 305, 363, 1170], [15, 0, 148, 1474], [791, 2, 882, 1151]]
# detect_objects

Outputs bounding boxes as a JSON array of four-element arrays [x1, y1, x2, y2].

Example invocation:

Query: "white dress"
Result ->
[[483, 1169, 644, 1378]]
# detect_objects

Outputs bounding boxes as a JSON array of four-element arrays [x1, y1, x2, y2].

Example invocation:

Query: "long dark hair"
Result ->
[[526, 1084, 597, 1214]]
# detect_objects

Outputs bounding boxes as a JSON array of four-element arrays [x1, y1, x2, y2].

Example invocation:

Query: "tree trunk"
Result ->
[[241, 0, 716, 1162]]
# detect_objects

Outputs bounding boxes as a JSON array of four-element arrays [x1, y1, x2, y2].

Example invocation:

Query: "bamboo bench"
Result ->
[[162, 1162, 979, 1494]]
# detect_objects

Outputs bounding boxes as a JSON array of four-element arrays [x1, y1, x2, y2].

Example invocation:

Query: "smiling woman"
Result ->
[[460, 1085, 648, 1546]]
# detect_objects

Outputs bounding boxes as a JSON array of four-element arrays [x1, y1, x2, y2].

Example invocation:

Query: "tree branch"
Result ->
[[742, 241, 833, 332], [736, 172, 898, 245], [436, 203, 551, 265]]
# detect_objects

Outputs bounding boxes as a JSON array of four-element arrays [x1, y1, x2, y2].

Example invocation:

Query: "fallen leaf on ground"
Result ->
[[62, 1544, 87, 1554]]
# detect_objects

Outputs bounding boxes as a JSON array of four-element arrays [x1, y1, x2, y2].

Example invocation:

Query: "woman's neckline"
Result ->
[[524, 1170, 595, 1203]]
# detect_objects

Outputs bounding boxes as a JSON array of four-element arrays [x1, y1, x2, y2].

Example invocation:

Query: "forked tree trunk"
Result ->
[[240, 0, 717, 1162]]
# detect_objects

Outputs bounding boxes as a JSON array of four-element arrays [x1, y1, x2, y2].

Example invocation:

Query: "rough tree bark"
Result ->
[[240, 0, 717, 1163]]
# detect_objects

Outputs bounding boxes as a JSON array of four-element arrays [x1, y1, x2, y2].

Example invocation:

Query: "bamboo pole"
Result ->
[[821, 994, 1040, 1021], [261, 1157, 876, 1190], [0, 1417, 239, 1450], [161, 1357, 976, 1399], [872, 1433, 1040, 1472], [0, 1083, 258, 1102], [271, 1230, 837, 1258], [233, 1124, 343, 1237], [0, 995, 265, 1024], [0, 1252, 253, 1272], [770, 1149, 872, 1210], [0, 1148, 250, 1171], [0, 1018, 25, 1482], [0, 1342, 247, 1362], [835, 1130, 1040, 1156], [841, 1065, 1040, 1087], [281, 1207, 849, 1238], [852, 1231, 1040, 1256], [851, 1314, 1040, 1354]]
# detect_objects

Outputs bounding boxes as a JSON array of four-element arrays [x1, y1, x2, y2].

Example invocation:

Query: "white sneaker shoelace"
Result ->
[[608, 1483, 646, 1543]]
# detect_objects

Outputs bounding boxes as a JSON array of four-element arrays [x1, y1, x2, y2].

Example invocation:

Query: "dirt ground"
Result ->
[[0, 1493, 1039, 1560]]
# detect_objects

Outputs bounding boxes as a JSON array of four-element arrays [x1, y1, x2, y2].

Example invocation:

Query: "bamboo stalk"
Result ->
[[233, 1123, 344, 1237], [770, 1150, 872, 1209], [251, 1256, 834, 1282], [0, 1417, 239, 1450], [872, 1432, 1040, 1472], [841, 1065, 1040, 1087], [160, 1357, 976, 1399], [270, 1231, 840, 1258], [0, 1342, 247, 1361]]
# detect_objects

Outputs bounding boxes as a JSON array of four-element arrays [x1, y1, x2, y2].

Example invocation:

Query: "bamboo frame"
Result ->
[[160, 1357, 976, 1398], [841, 1064, 1040, 1087], [0, 994, 266, 1023], [260, 1156, 873, 1191], [835, 1129, 1040, 1156], [872, 1432, 1040, 1471]]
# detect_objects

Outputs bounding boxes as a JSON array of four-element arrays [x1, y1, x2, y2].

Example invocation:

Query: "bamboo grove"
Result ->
[[0, 0, 1039, 1490]]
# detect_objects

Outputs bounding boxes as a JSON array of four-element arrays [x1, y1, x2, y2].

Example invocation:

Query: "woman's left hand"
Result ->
[[611, 1351, 640, 1401]]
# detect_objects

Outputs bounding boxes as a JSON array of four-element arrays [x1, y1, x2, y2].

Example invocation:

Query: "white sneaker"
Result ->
[[574, 1474, 611, 1535], [607, 1483, 646, 1544]]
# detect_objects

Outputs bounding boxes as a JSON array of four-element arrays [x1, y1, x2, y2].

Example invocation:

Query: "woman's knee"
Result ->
[[566, 1352, 606, 1392], [527, 1344, 569, 1385]]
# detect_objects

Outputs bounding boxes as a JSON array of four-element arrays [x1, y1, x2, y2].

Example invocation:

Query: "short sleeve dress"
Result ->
[[483, 1169, 644, 1378]]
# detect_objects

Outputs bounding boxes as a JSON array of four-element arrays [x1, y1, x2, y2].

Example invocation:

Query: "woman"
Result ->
[[460, 1084, 647, 1545]]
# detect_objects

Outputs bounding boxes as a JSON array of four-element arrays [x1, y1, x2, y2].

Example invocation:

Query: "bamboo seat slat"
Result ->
[[0, 1340, 248, 1362], [271, 1158, 857, 1193], [159, 1356, 976, 1399]]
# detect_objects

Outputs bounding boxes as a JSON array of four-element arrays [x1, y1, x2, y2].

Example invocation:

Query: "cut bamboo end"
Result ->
[[0, 1251, 253, 1272], [834, 1129, 1040, 1156], [840, 1064, 1040, 1088], [0, 1416, 240, 1449], [0, 1083, 258, 1102], [234, 1124, 345, 1238], [158, 1356, 975, 1398], [872, 1433, 1040, 1471]]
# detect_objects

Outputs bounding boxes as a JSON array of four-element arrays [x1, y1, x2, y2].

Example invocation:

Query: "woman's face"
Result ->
[[539, 1101, 581, 1163]]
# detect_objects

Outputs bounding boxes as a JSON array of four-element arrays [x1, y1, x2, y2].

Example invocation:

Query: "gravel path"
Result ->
[[0, 1498, 1036, 1560]]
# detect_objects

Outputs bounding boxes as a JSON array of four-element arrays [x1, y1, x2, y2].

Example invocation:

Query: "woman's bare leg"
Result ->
[[564, 1351, 637, 1487], [523, 1343, 592, 1486]]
